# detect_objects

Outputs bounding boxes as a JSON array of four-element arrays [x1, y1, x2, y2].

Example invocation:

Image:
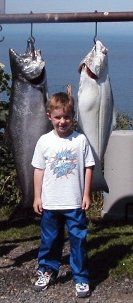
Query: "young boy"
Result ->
[[31, 92, 95, 297]]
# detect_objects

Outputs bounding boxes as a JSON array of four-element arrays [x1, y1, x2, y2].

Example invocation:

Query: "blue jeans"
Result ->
[[38, 208, 89, 283]]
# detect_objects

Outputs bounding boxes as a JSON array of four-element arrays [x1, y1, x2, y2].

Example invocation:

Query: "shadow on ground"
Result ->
[[87, 219, 133, 290], [0, 214, 132, 290]]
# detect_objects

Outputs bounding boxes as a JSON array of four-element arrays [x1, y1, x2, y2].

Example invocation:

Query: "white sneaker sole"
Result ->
[[76, 290, 90, 298]]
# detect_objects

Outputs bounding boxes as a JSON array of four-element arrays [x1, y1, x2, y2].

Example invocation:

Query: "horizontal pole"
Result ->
[[0, 11, 133, 24]]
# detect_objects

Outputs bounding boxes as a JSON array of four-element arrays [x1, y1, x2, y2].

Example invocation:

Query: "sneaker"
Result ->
[[76, 283, 90, 298], [34, 269, 57, 291]]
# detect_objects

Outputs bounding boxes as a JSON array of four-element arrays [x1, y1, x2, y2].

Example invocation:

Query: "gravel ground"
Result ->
[[0, 240, 133, 303]]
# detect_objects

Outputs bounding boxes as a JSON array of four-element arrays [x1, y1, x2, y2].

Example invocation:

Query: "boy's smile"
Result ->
[[47, 108, 74, 137]]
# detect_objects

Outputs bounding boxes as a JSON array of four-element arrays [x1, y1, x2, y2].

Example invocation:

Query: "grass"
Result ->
[[88, 222, 133, 280], [0, 203, 133, 281], [0, 222, 40, 243]]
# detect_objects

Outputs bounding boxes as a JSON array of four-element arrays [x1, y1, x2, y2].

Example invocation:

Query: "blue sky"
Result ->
[[4, 0, 133, 35], [5, 1, 133, 13]]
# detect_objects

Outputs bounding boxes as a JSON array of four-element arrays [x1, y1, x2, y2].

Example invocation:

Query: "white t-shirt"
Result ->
[[31, 130, 95, 210]]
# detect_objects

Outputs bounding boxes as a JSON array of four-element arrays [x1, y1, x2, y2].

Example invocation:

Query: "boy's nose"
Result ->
[[60, 117, 66, 123]]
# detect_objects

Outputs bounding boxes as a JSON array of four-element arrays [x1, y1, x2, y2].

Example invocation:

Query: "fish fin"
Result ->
[[91, 149, 109, 193]]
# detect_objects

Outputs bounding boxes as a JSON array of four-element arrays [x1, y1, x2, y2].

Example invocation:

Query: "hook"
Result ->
[[30, 11, 35, 43], [0, 25, 4, 43], [93, 10, 98, 44], [26, 11, 35, 56]]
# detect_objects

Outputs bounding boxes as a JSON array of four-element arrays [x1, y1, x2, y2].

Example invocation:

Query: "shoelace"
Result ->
[[77, 283, 88, 290], [37, 272, 45, 283], [39, 271, 51, 281]]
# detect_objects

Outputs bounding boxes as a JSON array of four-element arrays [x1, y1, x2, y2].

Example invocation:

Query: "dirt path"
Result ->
[[0, 241, 132, 303]]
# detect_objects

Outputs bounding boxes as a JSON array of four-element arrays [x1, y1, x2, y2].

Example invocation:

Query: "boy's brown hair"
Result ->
[[47, 92, 75, 117]]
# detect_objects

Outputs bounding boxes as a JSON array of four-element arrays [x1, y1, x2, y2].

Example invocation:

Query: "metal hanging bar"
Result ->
[[29, 11, 35, 42], [0, 11, 133, 24], [0, 24, 4, 42], [93, 11, 98, 44]]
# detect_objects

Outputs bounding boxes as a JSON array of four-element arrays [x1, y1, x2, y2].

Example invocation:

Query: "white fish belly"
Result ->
[[78, 69, 113, 161], [99, 76, 114, 160], [78, 70, 100, 157]]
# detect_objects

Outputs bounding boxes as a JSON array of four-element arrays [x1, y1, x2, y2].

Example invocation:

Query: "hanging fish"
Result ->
[[8, 38, 52, 207], [77, 40, 115, 192]]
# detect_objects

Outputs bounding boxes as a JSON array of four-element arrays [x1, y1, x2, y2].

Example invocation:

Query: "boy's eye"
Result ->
[[53, 115, 72, 120], [55, 116, 61, 119]]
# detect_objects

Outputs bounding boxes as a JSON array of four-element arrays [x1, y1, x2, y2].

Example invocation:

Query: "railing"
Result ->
[[0, 11, 133, 24]]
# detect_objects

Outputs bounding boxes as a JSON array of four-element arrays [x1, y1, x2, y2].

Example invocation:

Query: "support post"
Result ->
[[102, 130, 133, 220]]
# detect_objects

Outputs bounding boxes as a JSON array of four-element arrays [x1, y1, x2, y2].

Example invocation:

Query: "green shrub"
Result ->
[[0, 144, 22, 206], [115, 112, 133, 130], [0, 64, 21, 207]]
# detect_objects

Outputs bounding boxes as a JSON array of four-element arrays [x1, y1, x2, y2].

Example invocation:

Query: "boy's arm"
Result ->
[[82, 166, 94, 210], [33, 168, 44, 215]]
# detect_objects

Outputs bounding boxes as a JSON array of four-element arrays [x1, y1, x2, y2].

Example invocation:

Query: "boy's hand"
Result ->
[[82, 195, 91, 210], [33, 198, 43, 215]]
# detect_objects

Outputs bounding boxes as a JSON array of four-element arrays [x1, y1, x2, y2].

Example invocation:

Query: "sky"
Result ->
[[2, 0, 133, 35], [5, 0, 133, 13]]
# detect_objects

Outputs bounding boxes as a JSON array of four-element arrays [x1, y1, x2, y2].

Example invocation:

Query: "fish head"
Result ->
[[9, 48, 46, 82], [79, 40, 108, 79]]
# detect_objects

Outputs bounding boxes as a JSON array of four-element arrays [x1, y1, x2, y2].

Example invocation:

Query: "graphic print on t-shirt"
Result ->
[[50, 148, 78, 178]]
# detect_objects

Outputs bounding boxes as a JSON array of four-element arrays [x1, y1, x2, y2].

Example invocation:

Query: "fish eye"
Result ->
[[19, 59, 23, 64], [24, 59, 29, 64]]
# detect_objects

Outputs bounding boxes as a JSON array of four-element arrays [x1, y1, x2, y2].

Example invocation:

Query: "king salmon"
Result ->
[[77, 40, 115, 192], [8, 39, 52, 207]]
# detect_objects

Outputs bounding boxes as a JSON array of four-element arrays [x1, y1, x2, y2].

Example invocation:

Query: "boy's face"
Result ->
[[47, 107, 74, 137]]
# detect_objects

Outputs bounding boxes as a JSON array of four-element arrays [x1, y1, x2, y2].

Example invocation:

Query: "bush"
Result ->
[[115, 112, 133, 130], [0, 64, 21, 207], [0, 144, 22, 206]]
